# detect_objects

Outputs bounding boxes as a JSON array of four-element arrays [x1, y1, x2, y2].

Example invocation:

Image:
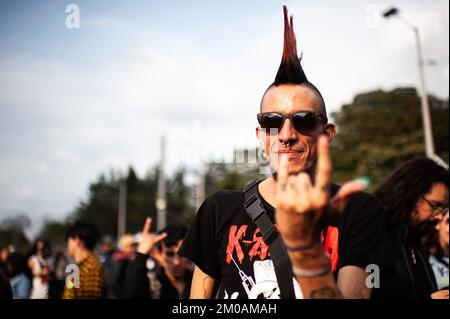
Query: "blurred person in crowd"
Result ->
[[374, 157, 449, 299], [124, 219, 193, 299], [48, 250, 69, 299], [63, 222, 108, 299], [178, 5, 392, 299], [98, 235, 116, 278], [110, 234, 136, 298], [423, 208, 449, 295], [8, 253, 31, 299], [0, 267, 12, 299], [28, 239, 51, 299], [0, 246, 11, 276]]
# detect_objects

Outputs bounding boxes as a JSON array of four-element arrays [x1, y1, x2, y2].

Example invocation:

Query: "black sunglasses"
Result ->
[[165, 251, 176, 258], [257, 111, 328, 134]]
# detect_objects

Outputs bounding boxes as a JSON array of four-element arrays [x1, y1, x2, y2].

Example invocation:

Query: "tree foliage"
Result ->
[[0, 214, 30, 250], [68, 166, 195, 238], [331, 87, 448, 189]]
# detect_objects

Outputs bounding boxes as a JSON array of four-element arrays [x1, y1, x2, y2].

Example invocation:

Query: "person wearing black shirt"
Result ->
[[374, 157, 449, 299], [123, 221, 193, 299], [178, 6, 392, 299]]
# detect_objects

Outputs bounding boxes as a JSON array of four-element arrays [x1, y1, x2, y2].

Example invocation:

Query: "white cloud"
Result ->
[[36, 162, 50, 174], [90, 16, 126, 30], [11, 184, 35, 199], [54, 147, 82, 163]]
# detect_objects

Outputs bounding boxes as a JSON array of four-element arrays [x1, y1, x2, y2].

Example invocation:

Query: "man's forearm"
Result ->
[[287, 243, 342, 299], [298, 273, 342, 299]]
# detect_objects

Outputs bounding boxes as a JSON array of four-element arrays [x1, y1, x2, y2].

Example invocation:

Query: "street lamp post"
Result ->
[[382, 7, 448, 169], [156, 136, 167, 230]]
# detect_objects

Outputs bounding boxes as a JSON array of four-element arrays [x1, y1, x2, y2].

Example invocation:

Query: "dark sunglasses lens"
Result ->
[[165, 251, 176, 257], [261, 113, 283, 131], [292, 112, 317, 132]]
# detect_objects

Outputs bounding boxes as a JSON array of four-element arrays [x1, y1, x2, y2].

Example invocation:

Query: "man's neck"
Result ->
[[258, 177, 278, 208], [74, 248, 90, 264]]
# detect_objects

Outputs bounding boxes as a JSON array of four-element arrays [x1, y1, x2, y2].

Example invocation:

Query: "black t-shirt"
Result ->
[[178, 181, 391, 299], [406, 229, 436, 299]]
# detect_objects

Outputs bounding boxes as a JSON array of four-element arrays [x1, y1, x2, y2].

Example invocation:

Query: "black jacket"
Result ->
[[374, 223, 437, 299], [123, 252, 192, 299]]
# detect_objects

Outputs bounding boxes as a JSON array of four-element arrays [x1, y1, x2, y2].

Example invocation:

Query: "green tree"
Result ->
[[70, 165, 195, 237], [204, 148, 262, 197], [331, 87, 448, 189], [166, 168, 195, 227], [69, 169, 123, 238], [0, 214, 30, 251], [35, 220, 68, 249]]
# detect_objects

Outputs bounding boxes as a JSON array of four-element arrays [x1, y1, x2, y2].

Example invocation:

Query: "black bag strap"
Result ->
[[243, 179, 296, 299]]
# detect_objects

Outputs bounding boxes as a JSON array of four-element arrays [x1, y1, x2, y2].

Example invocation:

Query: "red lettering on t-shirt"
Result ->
[[226, 225, 248, 264], [322, 226, 339, 272], [248, 228, 269, 261]]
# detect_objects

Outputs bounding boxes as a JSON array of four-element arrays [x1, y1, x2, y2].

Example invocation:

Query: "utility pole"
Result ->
[[117, 182, 127, 241], [413, 26, 435, 159], [382, 7, 448, 169], [156, 136, 167, 230]]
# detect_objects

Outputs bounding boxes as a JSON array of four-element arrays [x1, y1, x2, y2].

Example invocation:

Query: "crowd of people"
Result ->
[[0, 155, 447, 300], [0, 222, 192, 299]]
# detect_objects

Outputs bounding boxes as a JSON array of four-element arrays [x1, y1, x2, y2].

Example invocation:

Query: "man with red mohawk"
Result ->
[[179, 6, 392, 299]]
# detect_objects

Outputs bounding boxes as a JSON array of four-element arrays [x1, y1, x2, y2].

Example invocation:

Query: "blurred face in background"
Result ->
[[0, 247, 9, 262], [36, 240, 44, 252], [162, 240, 187, 280], [436, 211, 449, 248], [66, 237, 79, 257], [119, 235, 135, 255], [257, 84, 335, 176], [101, 242, 114, 254], [411, 182, 449, 227]]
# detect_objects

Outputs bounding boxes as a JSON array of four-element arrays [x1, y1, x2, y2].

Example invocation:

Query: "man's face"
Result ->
[[257, 84, 335, 175], [411, 182, 449, 226], [101, 242, 114, 254], [66, 237, 78, 257], [162, 240, 187, 280], [0, 248, 9, 262]]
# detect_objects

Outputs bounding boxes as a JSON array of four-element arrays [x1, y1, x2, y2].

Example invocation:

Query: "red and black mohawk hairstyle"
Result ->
[[274, 5, 308, 85]]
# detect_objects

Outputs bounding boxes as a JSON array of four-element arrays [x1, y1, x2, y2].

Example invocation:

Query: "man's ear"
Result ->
[[256, 126, 270, 161], [323, 124, 336, 143], [256, 126, 265, 148]]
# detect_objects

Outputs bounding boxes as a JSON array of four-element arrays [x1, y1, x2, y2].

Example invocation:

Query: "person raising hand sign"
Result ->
[[275, 135, 366, 298], [178, 6, 393, 299], [136, 218, 167, 255]]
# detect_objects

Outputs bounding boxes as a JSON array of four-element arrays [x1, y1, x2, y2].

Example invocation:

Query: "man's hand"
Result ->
[[274, 135, 367, 299], [431, 289, 449, 299], [275, 135, 365, 247], [136, 217, 167, 255]]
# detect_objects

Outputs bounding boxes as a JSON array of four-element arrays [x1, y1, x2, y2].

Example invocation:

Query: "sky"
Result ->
[[0, 0, 448, 237]]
